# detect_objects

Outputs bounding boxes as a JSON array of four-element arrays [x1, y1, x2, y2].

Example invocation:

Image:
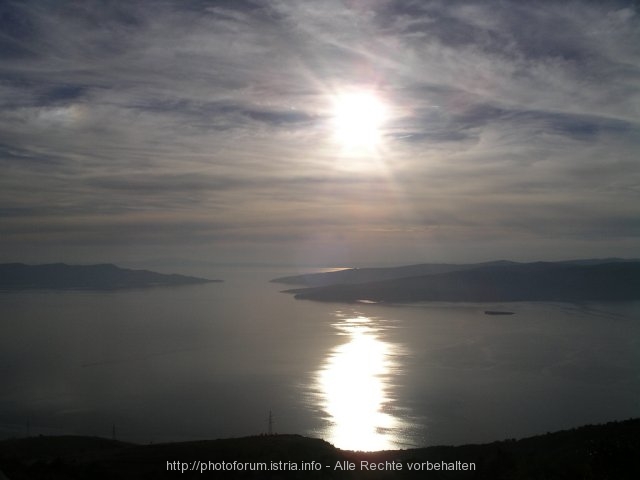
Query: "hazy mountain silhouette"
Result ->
[[0, 263, 219, 290], [281, 261, 640, 303]]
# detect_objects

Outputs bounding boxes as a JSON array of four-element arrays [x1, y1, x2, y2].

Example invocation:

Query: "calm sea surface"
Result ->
[[1, 266, 639, 450]]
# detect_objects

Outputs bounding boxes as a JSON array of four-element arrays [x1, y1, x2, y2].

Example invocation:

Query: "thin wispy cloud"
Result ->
[[1, 0, 638, 266]]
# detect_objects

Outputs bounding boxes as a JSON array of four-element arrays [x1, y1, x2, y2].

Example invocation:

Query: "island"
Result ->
[[0, 263, 220, 290], [271, 260, 518, 287], [274, 260, 640, 303]]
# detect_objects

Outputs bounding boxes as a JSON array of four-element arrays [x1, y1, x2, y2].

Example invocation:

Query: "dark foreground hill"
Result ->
[[1, 419, 638, 479], [0, 263, 219, 290], [284, 261, 640, 303]]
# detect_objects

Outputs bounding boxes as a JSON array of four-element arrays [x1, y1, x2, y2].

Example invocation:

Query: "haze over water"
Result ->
[[1, 266, 639, 450]]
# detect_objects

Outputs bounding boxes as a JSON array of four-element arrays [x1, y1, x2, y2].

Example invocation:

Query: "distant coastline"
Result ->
[[0, 263, 220, 290]]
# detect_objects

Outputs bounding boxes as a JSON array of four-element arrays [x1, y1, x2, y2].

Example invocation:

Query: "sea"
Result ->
[[1, 266, 638, 451]]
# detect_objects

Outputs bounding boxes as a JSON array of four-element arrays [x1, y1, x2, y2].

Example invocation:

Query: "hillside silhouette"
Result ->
[[1, 419, 638, 479]]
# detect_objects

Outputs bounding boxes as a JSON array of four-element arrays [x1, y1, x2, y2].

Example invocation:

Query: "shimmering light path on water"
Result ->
[[315, 312, 406, 451]]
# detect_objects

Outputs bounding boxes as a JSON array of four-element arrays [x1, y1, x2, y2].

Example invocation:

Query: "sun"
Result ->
[[331, 90, 387, 152]]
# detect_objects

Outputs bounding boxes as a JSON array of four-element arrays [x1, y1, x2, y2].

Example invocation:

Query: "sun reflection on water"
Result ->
[[316, 313, 404, 451]]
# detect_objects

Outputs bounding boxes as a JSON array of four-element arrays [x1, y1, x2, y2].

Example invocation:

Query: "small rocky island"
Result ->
[[0, 263, 220, 290]]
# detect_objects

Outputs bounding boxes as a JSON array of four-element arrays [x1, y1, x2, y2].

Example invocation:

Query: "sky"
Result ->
[[1, 0, 639, 270]]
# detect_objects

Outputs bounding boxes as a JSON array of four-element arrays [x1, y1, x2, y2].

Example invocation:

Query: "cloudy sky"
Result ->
[[1, 0, 639, 269]]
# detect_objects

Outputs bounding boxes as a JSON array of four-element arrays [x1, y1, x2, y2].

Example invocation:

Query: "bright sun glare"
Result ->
[[331, 91, 387, 152]]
